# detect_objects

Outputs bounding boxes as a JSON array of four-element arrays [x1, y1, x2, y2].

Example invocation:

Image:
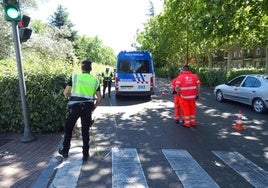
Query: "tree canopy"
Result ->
[[136, 0, 268, 71], [0, 2, 116, 66]]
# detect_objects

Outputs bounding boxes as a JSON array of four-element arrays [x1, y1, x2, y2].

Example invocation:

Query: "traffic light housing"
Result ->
[[3, 0, 22, 22], [18, 15, 32, 42]]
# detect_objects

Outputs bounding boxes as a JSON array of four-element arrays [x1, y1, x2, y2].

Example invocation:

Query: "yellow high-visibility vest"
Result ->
[[71, 73, 99, 100]]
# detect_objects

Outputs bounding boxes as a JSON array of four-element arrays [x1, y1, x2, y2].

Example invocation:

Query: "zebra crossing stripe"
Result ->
[[162, 149, 220, 188], [50, 146, 83, 188], [213, 151, 268, 187], [112, 148, 148, 188]]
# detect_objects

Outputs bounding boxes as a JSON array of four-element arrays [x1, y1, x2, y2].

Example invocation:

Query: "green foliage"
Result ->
[[0, 59, 74, 133], [74, 35, 117, 66], [49, 5, 77, 41], [1, 2, 116, 67], [194, 67, 266, 87], [0, 59, 108, 133], [136, 0, 268, 72], [197, 67, 227, 86], [0, 11, 13, 59], [156, 64, 266, 87], [23, 26, 77, 64], [155, 67, 168, 78], [226, 68, 266, 81], [49, 5, 73, 29]]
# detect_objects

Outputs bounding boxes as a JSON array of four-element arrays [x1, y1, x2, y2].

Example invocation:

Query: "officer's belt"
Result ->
[[68, 100, 94, 106]]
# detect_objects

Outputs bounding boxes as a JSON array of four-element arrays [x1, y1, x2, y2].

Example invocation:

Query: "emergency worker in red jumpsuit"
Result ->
[[175, 64, 200, 127], [171, 69, 182, 124]]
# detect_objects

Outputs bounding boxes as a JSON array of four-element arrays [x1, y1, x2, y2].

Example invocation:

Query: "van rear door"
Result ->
[[117, 72, 152, 93], [115, 51, 155, 97]]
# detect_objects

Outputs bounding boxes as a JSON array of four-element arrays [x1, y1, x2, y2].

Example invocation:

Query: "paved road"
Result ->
[[48, 78, 268, 187]]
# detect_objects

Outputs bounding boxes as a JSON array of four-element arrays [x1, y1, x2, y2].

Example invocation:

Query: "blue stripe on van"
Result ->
[[118, 74, 136, 81], [134, 73, 145, 82]]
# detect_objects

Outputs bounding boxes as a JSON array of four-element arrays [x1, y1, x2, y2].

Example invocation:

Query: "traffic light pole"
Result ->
[[12, 22, 35, 142]]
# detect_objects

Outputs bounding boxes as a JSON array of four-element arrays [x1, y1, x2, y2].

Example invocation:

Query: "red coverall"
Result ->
[[171, 77, 182, 123], [176, 71, 200, 127]]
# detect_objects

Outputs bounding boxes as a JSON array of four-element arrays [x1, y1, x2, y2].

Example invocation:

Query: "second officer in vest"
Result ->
[[59, 60, 102, 161], [102, 67, 113, 98]]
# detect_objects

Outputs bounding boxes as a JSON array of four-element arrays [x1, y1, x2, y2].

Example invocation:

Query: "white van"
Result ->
[[115, 51, 155, 98]]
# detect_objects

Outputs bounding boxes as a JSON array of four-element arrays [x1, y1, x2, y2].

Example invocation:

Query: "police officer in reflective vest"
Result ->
[[102, 67, 113, 98], [59, 60, 102, 161], [175, 64, 200, 127]]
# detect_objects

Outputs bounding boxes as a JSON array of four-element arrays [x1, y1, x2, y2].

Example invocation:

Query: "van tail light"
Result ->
[[115, 76, 119, 93], [150, 76, 154, 92]]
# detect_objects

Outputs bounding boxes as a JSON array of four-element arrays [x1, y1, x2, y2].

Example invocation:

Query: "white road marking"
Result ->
[[112, 148, 148, 188], [49, 146, 83, 188], [213, 151, 268, 187], [162, 149, 220, 188]]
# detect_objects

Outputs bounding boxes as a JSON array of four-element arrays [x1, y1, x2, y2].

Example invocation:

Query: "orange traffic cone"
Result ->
[[232, 110, 245, 130], [161, 89, 165, 97]]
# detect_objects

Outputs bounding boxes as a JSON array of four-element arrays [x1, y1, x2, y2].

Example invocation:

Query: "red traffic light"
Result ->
[[18, 15, 30, 28], [18, 15, 32, 42]]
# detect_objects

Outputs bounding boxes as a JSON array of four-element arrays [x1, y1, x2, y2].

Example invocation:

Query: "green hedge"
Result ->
[[226, 68, 266, 81], [197, 67, 227, 86], [197, 67, 265, 86], [156, 64, 266, 87], [0, 60, 76, 133]]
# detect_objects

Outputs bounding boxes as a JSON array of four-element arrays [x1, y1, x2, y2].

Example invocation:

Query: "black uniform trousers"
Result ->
[[62, 102, 94, 156], [103, 79, 112, 97]]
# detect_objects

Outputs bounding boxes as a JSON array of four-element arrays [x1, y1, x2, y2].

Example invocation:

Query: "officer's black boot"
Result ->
[[59, 135, 71, 158], [82, 148, 89, 161], [58, 147, 69, 158]]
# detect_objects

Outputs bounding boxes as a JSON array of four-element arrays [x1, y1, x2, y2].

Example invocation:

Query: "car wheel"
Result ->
[[216, 90, 224, 102], [253, 98, 266, 113]]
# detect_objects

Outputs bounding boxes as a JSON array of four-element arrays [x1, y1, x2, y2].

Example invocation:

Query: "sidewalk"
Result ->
[[0, 132, 63, 188]]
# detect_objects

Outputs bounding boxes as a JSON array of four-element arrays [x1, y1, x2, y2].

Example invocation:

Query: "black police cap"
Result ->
[[82, 60, 92, 71]]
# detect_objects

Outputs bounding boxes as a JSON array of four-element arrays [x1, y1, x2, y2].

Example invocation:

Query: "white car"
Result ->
[[214, 74, 268, 113]]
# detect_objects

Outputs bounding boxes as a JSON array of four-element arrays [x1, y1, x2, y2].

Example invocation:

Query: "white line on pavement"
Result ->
[[163, 149, 220, 188], [49, 146, 83, 188], [213, 151, 268, 187], [112, 148, 148, 188]]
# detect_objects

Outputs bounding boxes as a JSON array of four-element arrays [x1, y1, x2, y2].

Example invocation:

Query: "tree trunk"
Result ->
[[208, 53, 213, 70], [265, 44, 268, 74], [227, 49, 232, 72]]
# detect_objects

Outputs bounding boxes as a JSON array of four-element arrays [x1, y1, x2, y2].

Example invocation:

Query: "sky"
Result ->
[[30, 0, 164, 54]]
